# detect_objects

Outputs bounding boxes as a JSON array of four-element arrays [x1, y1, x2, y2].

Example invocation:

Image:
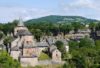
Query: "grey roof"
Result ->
[[59, 39, 68, 45], [20, 55, 37, 58], [51, 49, 60, 54], [23, 45, 37, 48], [11, 46, 20, 51], [49, 45, 57, 53], [47, 38, 55, 45], [16, 30, 32, 36], [23, 43, 37, 48], [78, 29, 91, 33], [37, 41, 49, 47], [46, 37, 68, 46], [0, 31, 3, 34], [96, 31, 100, 36]]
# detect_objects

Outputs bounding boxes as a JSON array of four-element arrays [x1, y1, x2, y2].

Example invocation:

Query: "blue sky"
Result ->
[[0, 0, 100, 23]]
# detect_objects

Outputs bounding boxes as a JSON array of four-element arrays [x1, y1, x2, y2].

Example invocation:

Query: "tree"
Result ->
[[60, 24, 73, 35], [3, 36, 13, 52], [55, 41, 64, 52], [68, 40, 79, 50], [89, 22, 97, 31], [79, 37, 95, 48], [96, 22, 100, 30], [0, 51, 21, 68], [95, 40, 100, 48], [0, 32, 4, 39], [71, 22, 82, 33], [55, 41, 67, 59], [31, 29, 43, 42]]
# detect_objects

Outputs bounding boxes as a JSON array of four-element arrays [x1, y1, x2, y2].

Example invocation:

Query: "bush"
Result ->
[[0, 51, 21, 68]]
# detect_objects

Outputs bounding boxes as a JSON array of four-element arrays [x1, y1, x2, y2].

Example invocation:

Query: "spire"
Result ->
[[18, 18, 24, 26]]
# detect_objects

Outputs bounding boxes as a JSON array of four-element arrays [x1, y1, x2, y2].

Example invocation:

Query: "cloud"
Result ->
[[61, 0, 100, 11], [0, 0, 100, 23], [59, 0, 100, 20], [0, 7, 52, 23]]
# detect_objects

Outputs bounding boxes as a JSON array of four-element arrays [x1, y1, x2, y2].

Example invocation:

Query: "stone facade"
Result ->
[[49, 45, 62, 62], [10, 19, 63, 67], [10, 19, 39, 67], [10, 51, 20, 60], [52, 49, 61, 62], [20, 56, 38, 67]]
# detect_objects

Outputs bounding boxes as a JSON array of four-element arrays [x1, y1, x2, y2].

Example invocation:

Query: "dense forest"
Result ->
[[0, 16, 100, 68], [0, 15, 99, 36]]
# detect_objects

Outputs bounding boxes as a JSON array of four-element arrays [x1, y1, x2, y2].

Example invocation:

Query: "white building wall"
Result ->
[[20, 57, 38, 67], [65, 46, 69, 52], [10, 51, 20, 60]]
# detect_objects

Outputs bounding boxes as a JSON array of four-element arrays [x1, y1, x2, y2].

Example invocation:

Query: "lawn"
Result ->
[[33, 64, 63, 68], [38, 52, 50, 60]]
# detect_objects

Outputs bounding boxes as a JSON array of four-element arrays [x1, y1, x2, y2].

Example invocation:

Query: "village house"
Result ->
[[10, 19, 63, 67], [65, 28, 91, 40], [49, 45, 61, 62]]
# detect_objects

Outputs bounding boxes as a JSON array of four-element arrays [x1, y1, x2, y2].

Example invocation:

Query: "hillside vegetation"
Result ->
[[25, 15, 99, 24]]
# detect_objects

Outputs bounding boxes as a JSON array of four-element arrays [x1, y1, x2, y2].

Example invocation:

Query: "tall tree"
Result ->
[[3, 36, 13, 52], [71, 22, 82, 33]]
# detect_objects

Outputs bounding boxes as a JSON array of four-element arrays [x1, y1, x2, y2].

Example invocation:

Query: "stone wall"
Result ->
[[52, 49, 61, 62], [20, 57, 38, 67], [23, 48, 39, 57], [10, 51, 20, 60]]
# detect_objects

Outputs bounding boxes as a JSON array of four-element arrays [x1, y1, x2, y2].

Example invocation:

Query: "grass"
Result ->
[[23, 64, 63, 68], [38, 52, 50, 60], [33, 64, 63, 68]]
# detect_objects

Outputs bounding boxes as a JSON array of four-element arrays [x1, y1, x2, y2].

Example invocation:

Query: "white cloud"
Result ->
[[0, 7, 52, 23], [61, 0, 100, 11], [0, 0, 100, 23], [59, 0, 100, 20]]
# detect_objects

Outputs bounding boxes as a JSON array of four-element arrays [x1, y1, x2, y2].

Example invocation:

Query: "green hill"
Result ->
[[25, 15, 99, 24]]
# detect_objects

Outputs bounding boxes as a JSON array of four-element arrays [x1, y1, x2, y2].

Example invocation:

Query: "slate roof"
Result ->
[[20, 55, 37, 58], [37, 41, 49, 47], [96, 31, 100, 36], [16, 30, 32, 36], [49, 45, 57, 53], [23, 43, 37, 48], [46, 38, 55, 45], [11, 46, 20, 51]]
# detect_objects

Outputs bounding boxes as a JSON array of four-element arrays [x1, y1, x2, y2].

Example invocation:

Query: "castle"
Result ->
[[10, 19, 63, 67]]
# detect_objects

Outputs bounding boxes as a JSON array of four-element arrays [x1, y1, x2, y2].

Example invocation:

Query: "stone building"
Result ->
[[10, 19, 63, 67], [52, 49, 61, 62], [10, 19, 39, 67], [49, 45, 61, 62]]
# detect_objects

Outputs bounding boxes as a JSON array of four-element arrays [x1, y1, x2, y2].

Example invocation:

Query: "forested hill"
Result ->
[[25, 15, 100, 24]]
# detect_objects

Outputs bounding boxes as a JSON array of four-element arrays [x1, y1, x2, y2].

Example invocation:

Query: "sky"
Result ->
[[0, 0, 100, 23]]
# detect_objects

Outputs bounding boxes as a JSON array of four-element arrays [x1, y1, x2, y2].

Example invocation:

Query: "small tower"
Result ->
[[14, 18, 28, 36], [17, 18, 24, 27]]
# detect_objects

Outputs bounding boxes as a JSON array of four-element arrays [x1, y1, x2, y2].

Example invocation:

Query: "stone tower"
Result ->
[[14, 19, 28, 36]]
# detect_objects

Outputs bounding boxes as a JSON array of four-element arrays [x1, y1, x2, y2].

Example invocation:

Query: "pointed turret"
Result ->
[[17, 18, 24, 27]]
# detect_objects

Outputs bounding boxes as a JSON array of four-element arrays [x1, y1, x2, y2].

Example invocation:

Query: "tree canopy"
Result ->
[[0, 51, 21, 68]]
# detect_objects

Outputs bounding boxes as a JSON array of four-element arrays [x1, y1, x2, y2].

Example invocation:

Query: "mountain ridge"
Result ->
[[25, 15, 100, 24]]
